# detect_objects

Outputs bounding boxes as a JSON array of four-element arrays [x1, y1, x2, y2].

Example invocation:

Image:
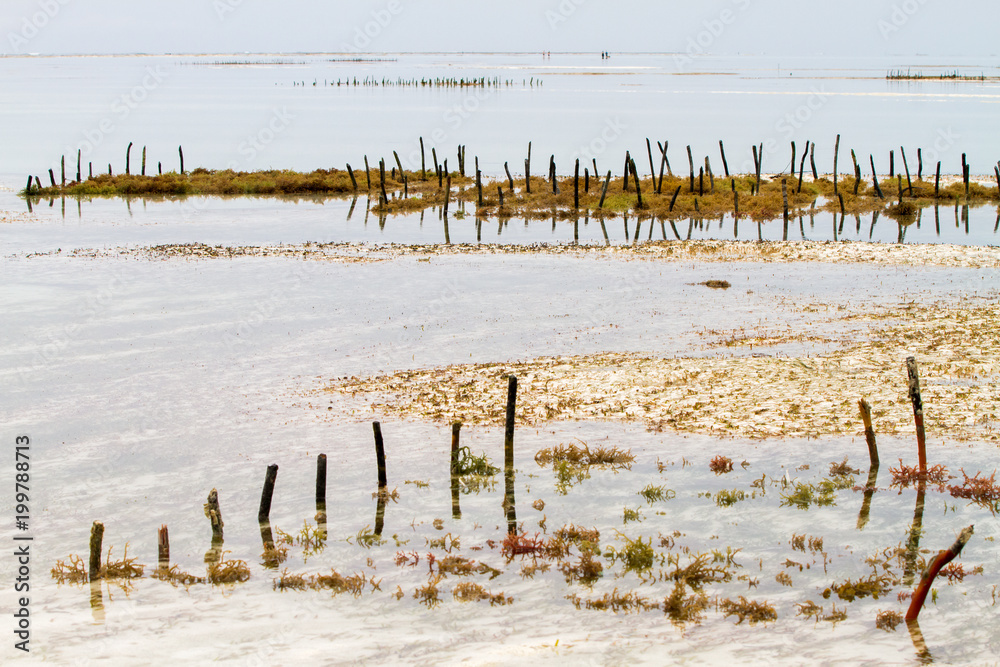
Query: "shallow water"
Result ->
[[2, 190, 999, 250], [2, 247, 999, 664], [2, 51, 1000, 665], [2, 52, 999, 180]]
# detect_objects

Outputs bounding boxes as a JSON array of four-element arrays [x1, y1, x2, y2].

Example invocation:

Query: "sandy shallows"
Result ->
[[61, 239, 1000, 269], [322, 297, 999, 441]]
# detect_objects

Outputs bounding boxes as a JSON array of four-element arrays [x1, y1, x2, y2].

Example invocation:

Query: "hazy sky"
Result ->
[[2, 0, 998, 58]]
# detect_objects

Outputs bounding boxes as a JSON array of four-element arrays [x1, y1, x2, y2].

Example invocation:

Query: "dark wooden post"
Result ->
[[178, 146, 184, 175], [719, 140, 730, 177], [419, 136, 426, 180], [574, 159, 580, 209], [77, 150, 82, 182], [157, 525, 169, 570], [504, 161, 514, 190], [503, 376, 517, 531], [686, 145, 695, 192], [316, 453, 327, 515], [347, 164, 358, 191], [364, 155, 371, 190], [373, 421, 387, 488], [126, 142, 132, 175], [901, 146, 912, 195], [205, 488, 223, 539], [832, 134, 840, 195], [858, 398, 879, 467], [141, 146, 146, 176], [61, 155, 65, 186], [598, 170, 611, 208], [906, 357, 927, 475], [646, 138, 656, 181], [258, 464, 278, 523], [89, 521, 104, 581]]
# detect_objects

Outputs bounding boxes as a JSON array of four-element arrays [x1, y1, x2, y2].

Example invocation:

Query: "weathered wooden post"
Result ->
[[420, 136, 426, 180], [141, 146, 146, 176], [178, 146, 184, 175], [719, 139, 730, 177], [858, 398, 879, 468], [89, 521, 104, 581], [686, 145, 695, 192], [316, 453, 327, 520], [126, 142, 132, 175], [205, 488, 224, 539], [833, 134, 840, 195], [373, 421, 387, 489], [347, 164, 358, 191], [77, 150, 82, 182], [906, 357, 927, 475], [258, 464, 278, 523], [905, 526, 975, 622], [503, 376, 517, 532], [574, 158, 580, 209], [157, 525, 169, 570]]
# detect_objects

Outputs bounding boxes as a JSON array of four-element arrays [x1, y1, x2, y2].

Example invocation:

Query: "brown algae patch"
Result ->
[[322, 297, 1000, 440]]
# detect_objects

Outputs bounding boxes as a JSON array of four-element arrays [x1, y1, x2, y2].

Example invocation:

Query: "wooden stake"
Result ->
[[364, 155, 371, 190], [504, 161, 514, 190], [809, 143, 817, 180], [901, 146, 912, 195], [316, 453, 327, 513], [870, 155, 885, 199], [419, 137, 426, 180], [61, 155, 65, 185], [157, 525, 169, 570], [686, 145, 695, 192], [178, 146, 184, 175], [917, 148, 923, 180], [373, 421, 387, 489], [393, 150, 404, 181], [126, 142, 132, 175], [258, 464, 278, 523], [719, 140, 730, 177], [49, 169, 55, 187], [668, 185, 681, 212], [450, 422, 461, 476], [205, 488, 223, 538], [905, 526, 974, 622], [935, 161, 941, 197], [524, 158, 531, 194], [503, 375, 517, 531], [906, 357, 927, 475], [574, 158, 580, 209], [858, 398, 879, 467], [646, 138, 656, 181], [833, 134, 840, 195], [347, 164, 358, 191], [444, 174, 451, 213], [598, 169, 611, 208], [77, 150, 82, 182], [141, 146, 146, 176], [89, 521, 104, 581], [476, 168, 483, 207], [631, 159, 643, 208]]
